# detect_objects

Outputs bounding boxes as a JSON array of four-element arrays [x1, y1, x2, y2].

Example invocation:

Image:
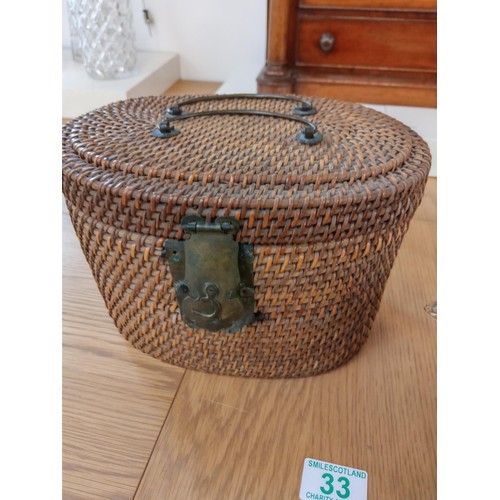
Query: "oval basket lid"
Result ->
[[62, 94, 431, 244]]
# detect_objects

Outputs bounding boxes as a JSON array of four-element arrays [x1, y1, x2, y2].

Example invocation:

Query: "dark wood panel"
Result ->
[[295, 78, 436, 107], [300, 0, 436, 9], [296, 16, 437, 71], [62, 199, 186, 500], [258, 0, 437, 107]]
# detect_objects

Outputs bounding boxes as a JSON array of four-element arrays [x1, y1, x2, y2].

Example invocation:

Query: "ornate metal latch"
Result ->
[[162, 215, 254, 333]]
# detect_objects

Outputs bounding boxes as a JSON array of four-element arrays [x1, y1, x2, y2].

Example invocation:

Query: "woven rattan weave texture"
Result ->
[[62, 94, 431, 378]]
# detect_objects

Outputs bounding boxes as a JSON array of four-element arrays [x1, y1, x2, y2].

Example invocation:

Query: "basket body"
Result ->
[[62, 94, 431, 378]]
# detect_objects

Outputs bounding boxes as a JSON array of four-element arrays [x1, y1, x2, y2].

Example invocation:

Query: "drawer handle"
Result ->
[[319, 33, 335, 53]]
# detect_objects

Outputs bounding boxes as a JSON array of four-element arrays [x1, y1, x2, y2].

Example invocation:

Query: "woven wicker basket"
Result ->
[[62, 94, 431, 378]]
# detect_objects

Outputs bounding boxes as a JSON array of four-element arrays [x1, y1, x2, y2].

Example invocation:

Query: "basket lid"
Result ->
[[62, 94, 431, 244]]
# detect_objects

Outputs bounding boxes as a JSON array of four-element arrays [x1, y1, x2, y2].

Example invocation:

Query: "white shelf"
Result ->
[[62, 49, 180, 118]]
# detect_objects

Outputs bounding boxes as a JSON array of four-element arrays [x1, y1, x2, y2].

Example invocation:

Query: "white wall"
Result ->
[[62, 0, 268, 82]]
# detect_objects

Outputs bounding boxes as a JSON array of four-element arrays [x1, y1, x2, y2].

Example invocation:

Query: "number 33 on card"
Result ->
[[299, 458, 368, 500]]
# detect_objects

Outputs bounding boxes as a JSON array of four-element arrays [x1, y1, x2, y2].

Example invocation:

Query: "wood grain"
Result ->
[[62, 199, 185, 500], [258, 0, 437, 107], [134, 182, 436, 499], [163, 80, 221, 96], [266, 0, 294, 67], [295, 77, 437, 108], [296, 16, 437, 71], [300, 0, 437, 9]]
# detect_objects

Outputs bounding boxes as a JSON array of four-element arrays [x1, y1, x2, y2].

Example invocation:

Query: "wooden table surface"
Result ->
[[63, 83, 436, 499]]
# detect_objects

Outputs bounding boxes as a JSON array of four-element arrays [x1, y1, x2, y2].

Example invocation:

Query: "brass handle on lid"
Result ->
[[152, 108, 323, 146], [165, 93, 317, 117]]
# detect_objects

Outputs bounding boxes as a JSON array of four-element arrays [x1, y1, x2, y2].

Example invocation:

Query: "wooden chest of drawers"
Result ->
[[257, 0, 437, 107]]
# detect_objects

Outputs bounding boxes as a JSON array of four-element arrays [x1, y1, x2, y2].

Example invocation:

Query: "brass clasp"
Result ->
[[162, 216, 254, 333]]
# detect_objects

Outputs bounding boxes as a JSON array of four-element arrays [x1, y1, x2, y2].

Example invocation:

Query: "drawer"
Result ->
[[296, 15, 437, 72], [300, 0, 437, 9]]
